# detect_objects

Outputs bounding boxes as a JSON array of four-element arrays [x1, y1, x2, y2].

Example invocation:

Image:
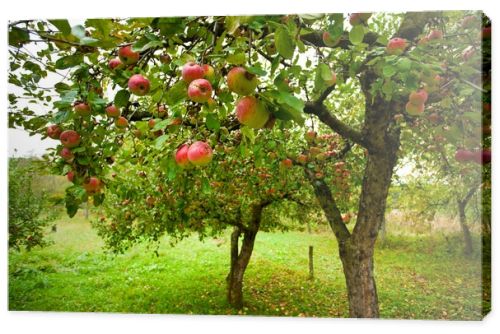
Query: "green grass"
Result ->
[[9, 212, 487, 319]]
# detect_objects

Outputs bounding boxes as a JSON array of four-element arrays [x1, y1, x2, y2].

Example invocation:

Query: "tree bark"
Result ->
[[226, 203, 267, 309], [458, 201, 473, 256], [308, 246, 314, 280]]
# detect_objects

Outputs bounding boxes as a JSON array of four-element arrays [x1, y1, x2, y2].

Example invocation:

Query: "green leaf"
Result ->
[[205, 113, 220, 131], [279, 91, 304, 113], [319, 63, 333, 81], [9, 27, 30, 47], [382, 65, 396, 78], [275, 27, 295, 59], [462, 112, 481, 123], [71, 25, 86, 40], [52, 111, 71, 124], [55, 54, 83, 69], [349, 25, 365, 45], [241, 126, 255, 144], [155, 134, 169, 149], [226, 52, 246, 65], [397, 58, 412, 72], [152, 119, 171, 131], [49, 20, 71, 35], [114, 90, 130, 108], [165, 81, 187, 106], [201, 177, 211, 194], [246, 65, 267, 76], [225, 16, 240, 35]]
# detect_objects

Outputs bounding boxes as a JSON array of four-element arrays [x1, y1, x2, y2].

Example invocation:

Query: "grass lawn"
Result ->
[[8, 211, 487, 319]]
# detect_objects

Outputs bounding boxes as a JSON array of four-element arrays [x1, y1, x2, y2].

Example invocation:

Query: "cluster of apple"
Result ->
[[181, 62, 216, 103], [455, 148, 491, 165], [175, 141, 214, 168], [109, 45, 151, 97], [405, 89, 428, 116], [46, 125, 103, 194], [418, 29, 444, 46]]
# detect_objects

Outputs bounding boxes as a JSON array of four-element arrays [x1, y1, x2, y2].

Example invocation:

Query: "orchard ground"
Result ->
[[9, 210, 486, 319]]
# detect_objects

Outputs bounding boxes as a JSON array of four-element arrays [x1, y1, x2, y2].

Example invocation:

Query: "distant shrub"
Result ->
[[8, 158, 56, 251]]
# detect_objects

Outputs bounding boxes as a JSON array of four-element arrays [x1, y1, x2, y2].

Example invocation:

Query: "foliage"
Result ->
[[8, 158, 56, 250]]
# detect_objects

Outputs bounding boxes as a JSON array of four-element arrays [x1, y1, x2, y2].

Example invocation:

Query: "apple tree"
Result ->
[[8, 11, 489, 317]]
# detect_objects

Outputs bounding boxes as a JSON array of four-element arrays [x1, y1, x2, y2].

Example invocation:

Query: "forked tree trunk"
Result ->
[[457, 185, 479, 256], [226, 203, 267, 309], [227, 227, 258, 308]]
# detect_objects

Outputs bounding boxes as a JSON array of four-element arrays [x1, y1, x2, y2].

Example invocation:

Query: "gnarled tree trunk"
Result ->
[[226, 203, 267, 309]]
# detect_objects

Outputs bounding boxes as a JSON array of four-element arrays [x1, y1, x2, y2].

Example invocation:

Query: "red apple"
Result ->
[[305, 130, 317, 143], [108, 58, 122, 70], [297, 154, 308, 165], [187, 78, 213, 103], [409, 89, 428, 105], [105, 105, 120, 118], [455, 148, 475, 163], [386, 38, 408, 55], [74, 102, 91, 117], [128, 74, 150, 96], [148, 119, 156, 129], [202, 64, 216, 82], [115, 116, 128, 128], [482, 26, 491, 40], [59, 147, 74, 161], [59, 130, 80, 148], [187, 141, 213, 166], [472, 149, 491, 164], [418, 36, 430, 46], [235, 96, 270, 129], [157, 105, 168, 117], [322, 31, 341, 47], [281, 158, 293, 168], [427, 113, 441, 124], [118, 45, 140, 65], [175, 144, 190, 168], [83, 177, 102, 194], [427, 30, 443, 40], [181, 62, 205, 83], [405, 102, 425, 116], [160, 54, 171, 64], [66, 171, 75, 182], [227, 67, 258, 96], [46, 124, 62, 139]]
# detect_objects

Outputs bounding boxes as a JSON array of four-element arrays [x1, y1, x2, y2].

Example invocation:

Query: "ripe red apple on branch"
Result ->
[[105, 105, 121, 118], [187, 141, 213, 166], [118, 45, 140, 65], [108, 58, 122, 70], [188, 79, 213, 103], [46, 124, 62, 139], [74, 102, 91, 117], [349, 13, 372, 26], [386, 38, 408, 55], [235, 96, 270, 129], [59, 130, 81, 148], [175, 144, 191, 168], [59, 147, 74, 161], [115, 116, 129, 128], [83, 177, 102, 195], [182, 62, 205, 83], [227, 67, 259, 96], [128, 74, 150, 96]]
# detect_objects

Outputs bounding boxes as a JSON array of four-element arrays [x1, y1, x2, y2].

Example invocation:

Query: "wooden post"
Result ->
[[308, 245, 314, 280]]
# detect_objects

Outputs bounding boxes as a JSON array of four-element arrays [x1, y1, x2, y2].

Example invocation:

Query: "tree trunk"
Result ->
[[226, 203, 266, 309], [340, 241, 379, 317], [458, 201, 473, 256], [308, 246, 314, 280]]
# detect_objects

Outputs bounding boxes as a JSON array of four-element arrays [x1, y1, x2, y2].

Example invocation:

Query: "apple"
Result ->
[[409, 89, 428, 105], [418, 36, 430, 46], [74, 102, 91, 116], [128, 74, 150, 96], [146, 119, 156, 130], [322, 31, 341, 47], [305, 130, 317, 143], [472, 149, 491, 164], [187, 78, 213, 103], [187, 141, 213, 166], [281, 158, 293, 168], [325, 71, 337, 86], [182, 62, 205, 83], [160, 54, 171, 64], [461, 15, 478, 29], [427, 30, 443, 40], [46, 124, 62, 139], [115, 116, 129, 128], [349, 13, 371, 25], [59, 147, 74, 161], [386, 38, 408, 55], [235, 96, 270, 129], [227, 67, 259, 96], [105, 105, 120, 118], [108, 58, 122, 70], [455, 148, 475, 163], [405, 102, 425, 116], [60, 130, 80, 148], [427, 113, 441, 124], [83, 177, 102, 194], [118, 45, 140, 65], [175, 144, 190, 168], [202, 64, 216, 82], [157, 105, 168, 118], [482, 26, 491, 40], [66, 171, 75, 182], [297, 154, 308, 165]]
